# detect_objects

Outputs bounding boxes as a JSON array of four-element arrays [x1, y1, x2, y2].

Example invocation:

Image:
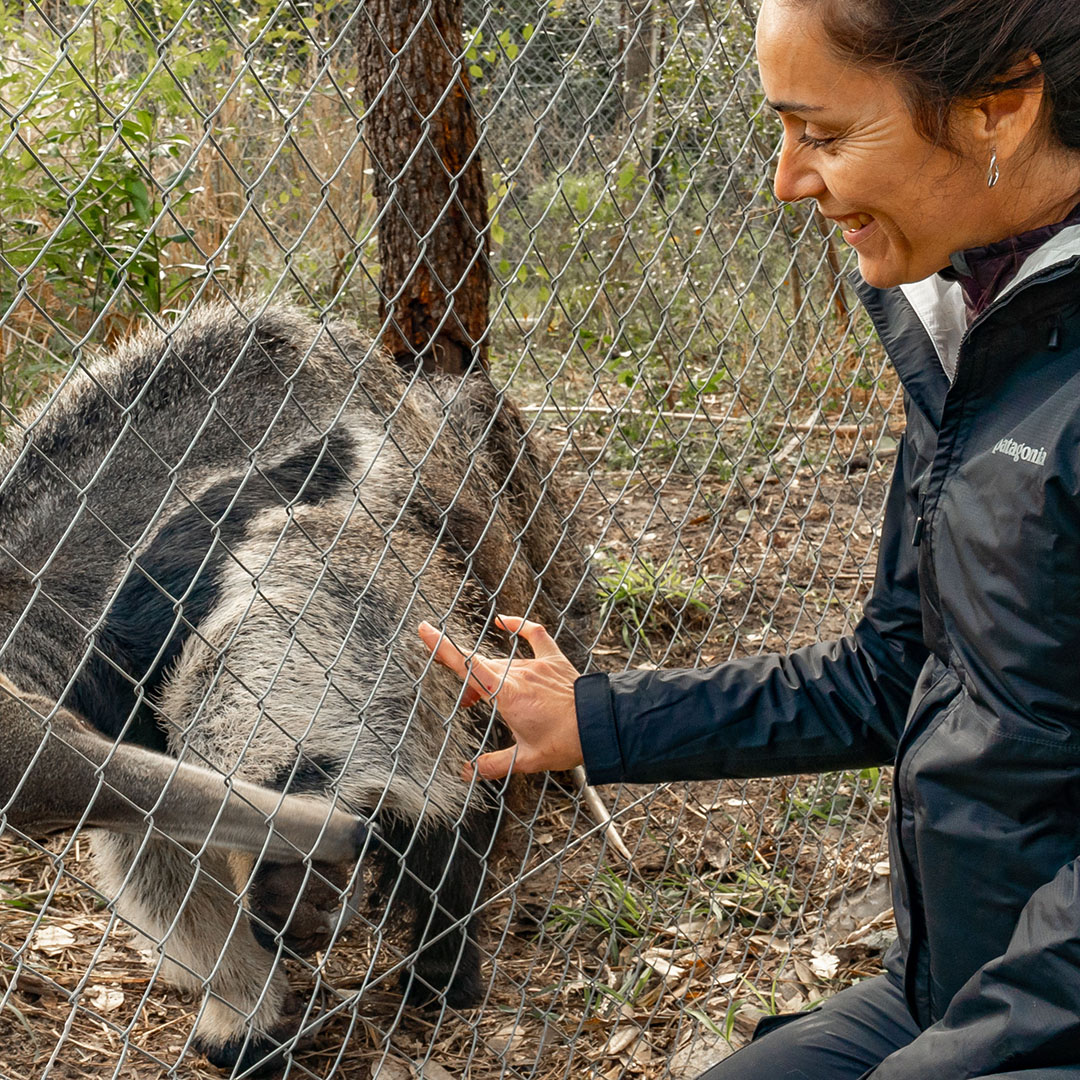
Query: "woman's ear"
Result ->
[[975, 54, 1046, 162]]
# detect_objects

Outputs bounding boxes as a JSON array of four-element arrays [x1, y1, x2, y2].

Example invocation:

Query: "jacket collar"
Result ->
[[939, 201, 1080, 320], [995, 221, 1080, 298], [853, 279, 951, 428], [897, 275, 966, 383]]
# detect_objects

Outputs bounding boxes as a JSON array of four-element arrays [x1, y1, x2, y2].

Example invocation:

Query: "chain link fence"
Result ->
[[0, 0, 902, 1076]]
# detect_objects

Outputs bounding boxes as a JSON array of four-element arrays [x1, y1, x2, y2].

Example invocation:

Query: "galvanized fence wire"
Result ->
[[0, 0, 900, 1078]]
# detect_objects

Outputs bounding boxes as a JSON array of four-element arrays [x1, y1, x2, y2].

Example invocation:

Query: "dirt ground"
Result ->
[[0, 422, 899, 1080]]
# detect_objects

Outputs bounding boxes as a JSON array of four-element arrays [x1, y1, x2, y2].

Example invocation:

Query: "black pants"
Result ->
[[698, 970, 1079, 1079]]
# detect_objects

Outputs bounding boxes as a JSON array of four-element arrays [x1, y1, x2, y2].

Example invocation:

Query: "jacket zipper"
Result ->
[[892, 669, 961, 1025], [892, 298, 989, 1020], [912, 497, 927, 547]]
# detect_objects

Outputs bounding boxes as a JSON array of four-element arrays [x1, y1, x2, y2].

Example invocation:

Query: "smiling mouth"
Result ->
[[832, 213, 880, 248], [836, 213, 874, 233]]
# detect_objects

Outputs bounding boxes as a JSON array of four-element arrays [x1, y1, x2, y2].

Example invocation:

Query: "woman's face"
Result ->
[[755, 0, 993, 288]]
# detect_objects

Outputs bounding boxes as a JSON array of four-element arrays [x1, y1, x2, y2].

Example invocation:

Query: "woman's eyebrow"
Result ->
[[766, 100, 827, 114]]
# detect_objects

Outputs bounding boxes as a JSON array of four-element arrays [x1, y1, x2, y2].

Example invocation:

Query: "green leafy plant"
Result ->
[[596, 552, 724, 647], [788, 768, 890, 826]]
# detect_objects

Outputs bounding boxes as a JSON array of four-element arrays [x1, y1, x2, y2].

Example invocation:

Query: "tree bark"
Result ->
[[622, 0, 653, 126], [814, 210, 852, 330], [358, 0, 490, 374]]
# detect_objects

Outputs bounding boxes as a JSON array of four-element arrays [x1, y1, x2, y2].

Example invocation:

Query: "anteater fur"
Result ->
[[0, 303, 591, 1073]]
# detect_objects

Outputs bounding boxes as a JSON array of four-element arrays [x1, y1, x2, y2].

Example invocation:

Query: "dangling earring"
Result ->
[[987, 148, 1000, 188]]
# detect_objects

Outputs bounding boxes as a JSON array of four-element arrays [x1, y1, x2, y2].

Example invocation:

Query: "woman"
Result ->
[[421, 0, 1080, 1075]]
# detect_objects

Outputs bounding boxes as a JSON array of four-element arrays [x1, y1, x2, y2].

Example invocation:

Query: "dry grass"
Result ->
[[0, 778, 892, 1080]]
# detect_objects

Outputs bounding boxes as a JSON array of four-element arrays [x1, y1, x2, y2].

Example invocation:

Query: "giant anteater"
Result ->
[[0, 303, 590, 1073]]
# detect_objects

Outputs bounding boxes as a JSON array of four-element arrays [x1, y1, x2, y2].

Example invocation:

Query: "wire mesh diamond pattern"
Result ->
[[0, 0, 899, 1077]]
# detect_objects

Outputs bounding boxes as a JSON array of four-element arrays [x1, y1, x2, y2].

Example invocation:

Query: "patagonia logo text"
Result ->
[[991, 437, 1047, 466]]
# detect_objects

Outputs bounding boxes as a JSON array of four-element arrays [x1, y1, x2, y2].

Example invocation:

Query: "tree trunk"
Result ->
[[622, 0, 653, 127], [358, 0, 490, 374], [815, 210, 852, 331]]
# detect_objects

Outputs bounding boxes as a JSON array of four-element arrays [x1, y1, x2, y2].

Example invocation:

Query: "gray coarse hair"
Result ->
[[0, 302, 591, 1074]]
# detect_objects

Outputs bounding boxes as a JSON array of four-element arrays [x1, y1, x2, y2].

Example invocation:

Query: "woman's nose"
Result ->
[[773, 136, 825, 204]]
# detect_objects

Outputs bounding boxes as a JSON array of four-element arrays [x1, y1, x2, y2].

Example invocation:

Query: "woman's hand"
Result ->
[[417, 616, 584, 780]]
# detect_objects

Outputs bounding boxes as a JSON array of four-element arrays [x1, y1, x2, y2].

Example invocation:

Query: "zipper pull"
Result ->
[[912, 496, 927, 547], [1048, 317, 1062, 350]]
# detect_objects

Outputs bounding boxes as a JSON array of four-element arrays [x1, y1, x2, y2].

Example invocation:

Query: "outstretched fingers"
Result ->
[[421, 616, 584, 780], [464, 746, 517, 782], [417, 621, 497, 707], [494, 614, 564, 660], [466, 744, 548, 781]]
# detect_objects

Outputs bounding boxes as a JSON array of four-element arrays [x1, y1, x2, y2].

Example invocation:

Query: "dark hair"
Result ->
[[787, 0, 1080, 152]]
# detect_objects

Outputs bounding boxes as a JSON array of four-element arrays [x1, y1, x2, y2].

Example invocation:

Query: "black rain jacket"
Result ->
[[574, 227, 1080, 1077]]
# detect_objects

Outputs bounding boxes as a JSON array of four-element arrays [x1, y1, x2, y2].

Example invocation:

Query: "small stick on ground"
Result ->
[[574, 766, 634, 861]]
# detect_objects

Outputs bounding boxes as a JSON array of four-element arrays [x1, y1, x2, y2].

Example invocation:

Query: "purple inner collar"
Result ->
[[939, 201, 1080, 320]]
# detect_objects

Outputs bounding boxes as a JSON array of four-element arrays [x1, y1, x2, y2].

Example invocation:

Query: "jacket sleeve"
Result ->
[[576, 424, 931, 785], [868, 857, 1080, 1077]]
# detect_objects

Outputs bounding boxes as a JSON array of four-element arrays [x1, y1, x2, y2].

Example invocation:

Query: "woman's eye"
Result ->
[[798, 131, 837, 150]]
